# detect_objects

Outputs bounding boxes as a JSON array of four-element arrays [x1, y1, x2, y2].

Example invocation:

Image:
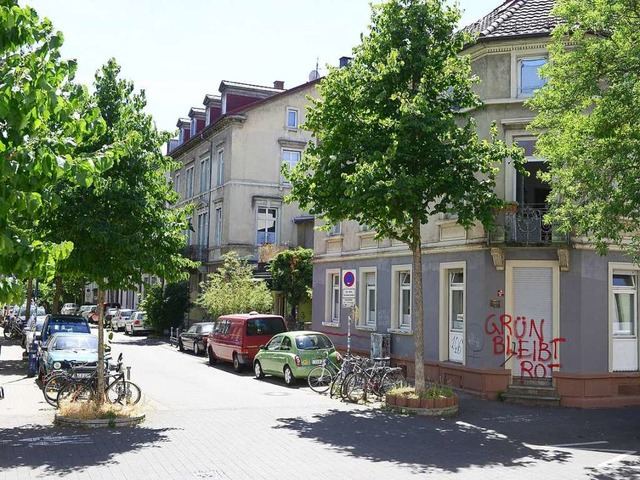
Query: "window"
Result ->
[[519, 57, 547, 96], [358, 269, 377, 328], [185, 166, 194, 199], [200, 155, 210, 193], [449, 270, 464, 331], [391, 265, 412, 332], [214, 205, 223, 246], [399, 272, 411, 329], [612, 271, 637, 336], [216, 149, 224, 186], [186, 217, 193, 245], [174, 173, 181, 195], [256, 207, 278, 244], [197, 211, 208, 246], [513, 136, 550, 208], [329, 223, 341, 236], [286, 108, 299, 129], [281, 149, 301, 183], [330, 272, 340, 324]]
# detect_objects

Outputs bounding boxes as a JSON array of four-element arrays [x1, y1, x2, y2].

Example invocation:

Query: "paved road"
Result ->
[[1, 329, 639, 479]]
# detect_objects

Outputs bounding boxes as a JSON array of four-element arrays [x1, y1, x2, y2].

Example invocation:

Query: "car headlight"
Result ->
[[53, 361, 62, 369]]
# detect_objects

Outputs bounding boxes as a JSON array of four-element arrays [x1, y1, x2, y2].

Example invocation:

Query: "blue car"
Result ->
[[39, 332, 99, 376]]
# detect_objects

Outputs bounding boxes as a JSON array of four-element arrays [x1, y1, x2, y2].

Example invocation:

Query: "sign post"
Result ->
[[342, 270, 357, 354]]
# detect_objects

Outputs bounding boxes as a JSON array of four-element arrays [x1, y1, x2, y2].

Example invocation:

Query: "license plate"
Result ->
[[76, 373, 92, 378], [311, 359, 323, 365]]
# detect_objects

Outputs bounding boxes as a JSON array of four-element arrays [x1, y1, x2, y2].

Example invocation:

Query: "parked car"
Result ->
[[38, 314, 91, 346], [111, 309, 134, 332], [124, 311, 151, 336], [105, 307, 119, 328], [179, 322, 215, 356], [61, 303, 79, 315], [253, 331, 341, 386], [207, 313, 287, 372], [22, 315, 46, 350], [17, 305, 46, 334], [38, 332, 98, 377], [78, 304, 96, 320]]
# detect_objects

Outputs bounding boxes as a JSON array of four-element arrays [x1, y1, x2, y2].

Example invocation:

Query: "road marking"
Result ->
[[549, 441, 609, 447], [0, 435, 93, 446], [596, 452, 638, 467]]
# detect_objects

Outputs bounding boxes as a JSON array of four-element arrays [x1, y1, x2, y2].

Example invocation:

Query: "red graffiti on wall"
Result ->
[[485, 313, 567, 378]]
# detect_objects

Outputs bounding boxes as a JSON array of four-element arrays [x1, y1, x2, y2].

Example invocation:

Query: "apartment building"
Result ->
[[309, 0, 640, 407], [168, 79, 318, 322]]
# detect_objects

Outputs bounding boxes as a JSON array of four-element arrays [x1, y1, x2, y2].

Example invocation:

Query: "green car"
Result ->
[[253, 331, 341, 386]]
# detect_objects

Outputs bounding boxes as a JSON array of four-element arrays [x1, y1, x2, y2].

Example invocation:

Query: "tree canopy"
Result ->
[[197, 252, 273, 320], [142, 281, 191, 333], [270, 248, 313, 324], [286, 0, 520, 391], [528, 0, 640, 262], [0, 1, 113, 302]]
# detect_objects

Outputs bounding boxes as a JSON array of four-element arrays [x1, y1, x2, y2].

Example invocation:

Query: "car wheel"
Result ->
[[178, 340, 184, 352], [254, 361, 264, 379], [193, 342, 200, 356], [233, 354, 243, 373], [130, 329, 136, 337], [208, 347, 217, 366], [283, 365, 296, 387]]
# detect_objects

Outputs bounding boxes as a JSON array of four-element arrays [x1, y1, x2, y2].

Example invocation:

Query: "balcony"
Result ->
[[183, 244, 208, 262], [490, 204, 569, 246]]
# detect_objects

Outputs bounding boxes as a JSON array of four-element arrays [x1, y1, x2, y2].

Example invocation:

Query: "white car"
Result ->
[[61, 303, 79, 315], [78, 304, 96, 319], [124, 311, 152, 336], [111, 309, 134, 332]]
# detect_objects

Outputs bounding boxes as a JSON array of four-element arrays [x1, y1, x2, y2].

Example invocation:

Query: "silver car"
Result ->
[[111, 309, 134, 332], [124, 311, 151, 336]]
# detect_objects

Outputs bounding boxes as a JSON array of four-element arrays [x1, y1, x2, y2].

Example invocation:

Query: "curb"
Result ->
[[54, 413, 145, 428]]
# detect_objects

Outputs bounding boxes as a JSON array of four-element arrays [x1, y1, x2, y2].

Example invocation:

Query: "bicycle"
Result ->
[[307, 351, 342, 393], [42, 361, 100, 407], [3, 317, 23, 340], [56, 353, 141, 408], [343, 357, 406, 403]]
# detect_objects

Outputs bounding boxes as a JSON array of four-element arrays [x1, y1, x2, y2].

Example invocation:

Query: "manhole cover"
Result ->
[[265, 392, 289, 396]]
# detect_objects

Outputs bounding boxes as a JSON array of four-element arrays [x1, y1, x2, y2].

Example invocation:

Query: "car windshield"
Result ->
[[47, 322, 90, 335], [19, 306, 46, 316], [246, 318, 286, 336], [53, 336, 97, 351], [198, 324, 214, 334], [120, 310, 133, 318], [295, 334, 333, 351]]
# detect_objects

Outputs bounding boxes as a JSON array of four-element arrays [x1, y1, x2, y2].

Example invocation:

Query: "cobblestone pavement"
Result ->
[[1, 331, 639, 480]]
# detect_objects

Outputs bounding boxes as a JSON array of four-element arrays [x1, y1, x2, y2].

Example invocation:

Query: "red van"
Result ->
[[207, 312, 287, 372]]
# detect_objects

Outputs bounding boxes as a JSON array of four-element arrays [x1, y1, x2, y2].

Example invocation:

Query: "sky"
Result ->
[[21, 0, 504, 137]]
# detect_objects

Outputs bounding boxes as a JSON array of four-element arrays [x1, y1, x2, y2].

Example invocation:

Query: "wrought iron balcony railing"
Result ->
[[491, 204, 569, 246], [183, 244, 208, 262]]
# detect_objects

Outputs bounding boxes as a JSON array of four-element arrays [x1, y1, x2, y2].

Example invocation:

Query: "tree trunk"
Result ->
[[411, 216, 426, 395], [96, 288, 106, 406], [53, 276, 62, 314], [25, 278, 33, 320]]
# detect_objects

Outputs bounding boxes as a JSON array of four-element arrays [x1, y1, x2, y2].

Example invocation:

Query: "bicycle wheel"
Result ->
[[381, 369, 406, 394], [43, 373, 71, 407], [344, 372, 367, 403], [307, 366, 334, 393], [57, 382, 96, 408], [106, 380, 141, 405]]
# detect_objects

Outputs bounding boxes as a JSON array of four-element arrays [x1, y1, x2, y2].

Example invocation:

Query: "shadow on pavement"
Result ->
[[0, 424, 176, 476], [275, 393, 640, 477]]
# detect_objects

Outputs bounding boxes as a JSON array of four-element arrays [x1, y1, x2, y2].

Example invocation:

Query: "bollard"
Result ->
[[126, 366, 131, 381]]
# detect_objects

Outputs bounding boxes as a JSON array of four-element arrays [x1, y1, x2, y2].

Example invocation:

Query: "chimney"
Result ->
[[339, 56, 352, 68], [273, 80, 285, 90]]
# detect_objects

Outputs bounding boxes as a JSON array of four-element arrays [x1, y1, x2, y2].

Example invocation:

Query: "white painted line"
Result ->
[[597, 451, 638, 468], [549, 441, 608, 447]]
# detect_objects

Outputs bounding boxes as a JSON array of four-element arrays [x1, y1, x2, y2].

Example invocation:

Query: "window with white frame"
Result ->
[[449, 270, 464, 332], [325, 270, 341, 325], [281, 149, 301, 183], [612, 270, 637, 336], [358, 269, 377, 328], [513, 136, 550, 207], [286, 108, 299, 129], [329, 223, 341, 236], [200, 154, 211, 193], [256, 206, 278, 244], [216, 148, 224, 186], [214, 205, 223, 246], [185, 166, 194, 199], [391, 266, 412, 331], [519, 57, 547, 96], [186, 217, 193, 245], [197, 211, 208, 246]]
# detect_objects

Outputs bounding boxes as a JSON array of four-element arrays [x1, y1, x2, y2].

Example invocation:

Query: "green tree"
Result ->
[[528, 0, 640, 261], [141, 281, 191, 333], [0, 1, 112, 303], [270, 248, 313, 327], [286, 0, 520, 393], [39, 59, 195, 403], [197, 252, 273, 320]]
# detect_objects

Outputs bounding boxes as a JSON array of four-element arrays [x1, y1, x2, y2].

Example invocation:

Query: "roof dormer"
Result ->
[[177, 118, 191, 144], [188, 107, 206, 137], [203, 94, 222, 126]]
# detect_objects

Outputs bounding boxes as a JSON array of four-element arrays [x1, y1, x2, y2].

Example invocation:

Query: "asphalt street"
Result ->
[[1, 328, 639, 479]]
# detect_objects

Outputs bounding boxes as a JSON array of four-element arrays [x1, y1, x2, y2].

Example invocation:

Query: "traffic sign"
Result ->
[[342, 270, 356, 289], [342, 296, 356, 308]]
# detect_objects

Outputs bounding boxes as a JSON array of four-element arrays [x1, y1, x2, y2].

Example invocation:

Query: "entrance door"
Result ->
[[448, 270, 465, 363], [506, 262, 560, 379]]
